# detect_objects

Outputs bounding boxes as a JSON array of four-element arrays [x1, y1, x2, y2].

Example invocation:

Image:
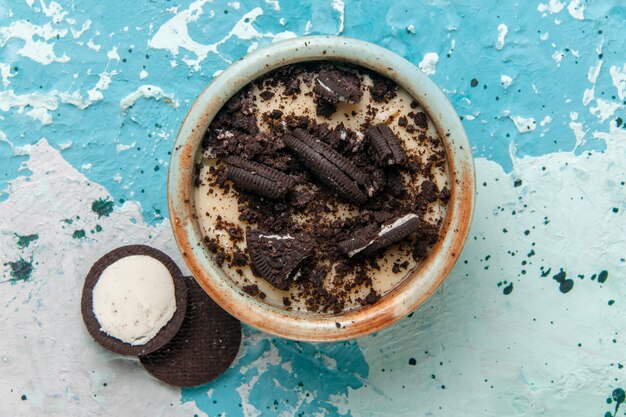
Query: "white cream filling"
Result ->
[[348, 214, 419, 257], [258, 234, 293, 240], [377, 213, 419, 236], [92, 255, 177, 346], [317, 78, 353, 103], [316, 78, 334, 94]]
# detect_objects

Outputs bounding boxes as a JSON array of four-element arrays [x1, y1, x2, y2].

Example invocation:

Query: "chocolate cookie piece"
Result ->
[[337, 224, 379, 256], [140, 276, 242, 387], [224, 156, 295, 199], [246, 229, 314, 290], [315, 98, 337, 118], [81, 245, 188, 356], [338, 214, 421, 257], [369, 74, 398, 102], [313, 68, 363, 104], [366, 123, 406, 166], [283, 128, 369, 203]]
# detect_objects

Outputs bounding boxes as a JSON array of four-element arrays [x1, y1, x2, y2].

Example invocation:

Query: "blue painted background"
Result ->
[[1, 0, 625, 416]]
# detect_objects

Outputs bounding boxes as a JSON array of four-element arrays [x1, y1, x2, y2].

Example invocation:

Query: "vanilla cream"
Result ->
[[92, 255, 177, 345]]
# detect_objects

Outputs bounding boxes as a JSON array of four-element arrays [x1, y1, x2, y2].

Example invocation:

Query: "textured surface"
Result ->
[[0, 1, 625, 416]]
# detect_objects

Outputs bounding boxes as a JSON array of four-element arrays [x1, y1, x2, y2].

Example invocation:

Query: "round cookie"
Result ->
[[139, 276, 242, 387], [81, 245, 187, 356]]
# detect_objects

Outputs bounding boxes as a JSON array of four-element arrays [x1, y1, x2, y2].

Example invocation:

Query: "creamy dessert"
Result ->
[[92, 255, 177, 345], [193, 62, 450, 314]]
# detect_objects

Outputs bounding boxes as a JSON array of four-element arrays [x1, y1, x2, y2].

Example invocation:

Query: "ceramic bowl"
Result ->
[[168, 36, 475, 342]]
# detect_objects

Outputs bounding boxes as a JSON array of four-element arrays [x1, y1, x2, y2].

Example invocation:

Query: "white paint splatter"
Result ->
[[540, 32, 549, 41], [590, 99, 623, 123], [120, 85, 179, 111], [27, 107, 53, 125], [567, 0, 585, 20], [538, 115, 553, 138], [228, 1, 241, 9], [500, 74, 513, 89], [116, 142, 135, 152], [86, 39, 101, 51], [0, 21, 70, 65], [551, 50, 565, 66], [147, 0, 218, 69], [569, 111, 587, 148], [539, 115, 553, 127], [0, 64, 14, 87], [148, 4, 277, 70], [331, 0, 345, 34], [418, 52, 439, 76], [0, 69, 121, 125], [227, 8, 265, 41], [87, 71, 117, 102], [271, 31, 297, 43], [107, 46, 121, 61], [537, 0, 565, 15], [139, 70, 149, 80], [583, 60, 602, 106], [609, 64, 626, 101], [496, 23, 508, 50], [406, 24, 416, 34], [509, 115, 537, 133], [70, 19, 91, 39], [0, 90, 58, 125], [38, 0, 68, 24]]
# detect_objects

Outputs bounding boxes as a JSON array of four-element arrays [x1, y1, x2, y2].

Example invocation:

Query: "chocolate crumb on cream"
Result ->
[[194, 62, 449, 313]]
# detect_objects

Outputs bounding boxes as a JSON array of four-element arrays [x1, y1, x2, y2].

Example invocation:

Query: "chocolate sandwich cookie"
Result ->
[[366, 123, 407, 166], [283, 128, 370, 203], [246, 229, 314, 290], [338, 214, 421, 257], [224, 156, 295, 199], [313, 68, 363, 105], [81, 245, 188, 356], [140, 276, 242, 387]]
